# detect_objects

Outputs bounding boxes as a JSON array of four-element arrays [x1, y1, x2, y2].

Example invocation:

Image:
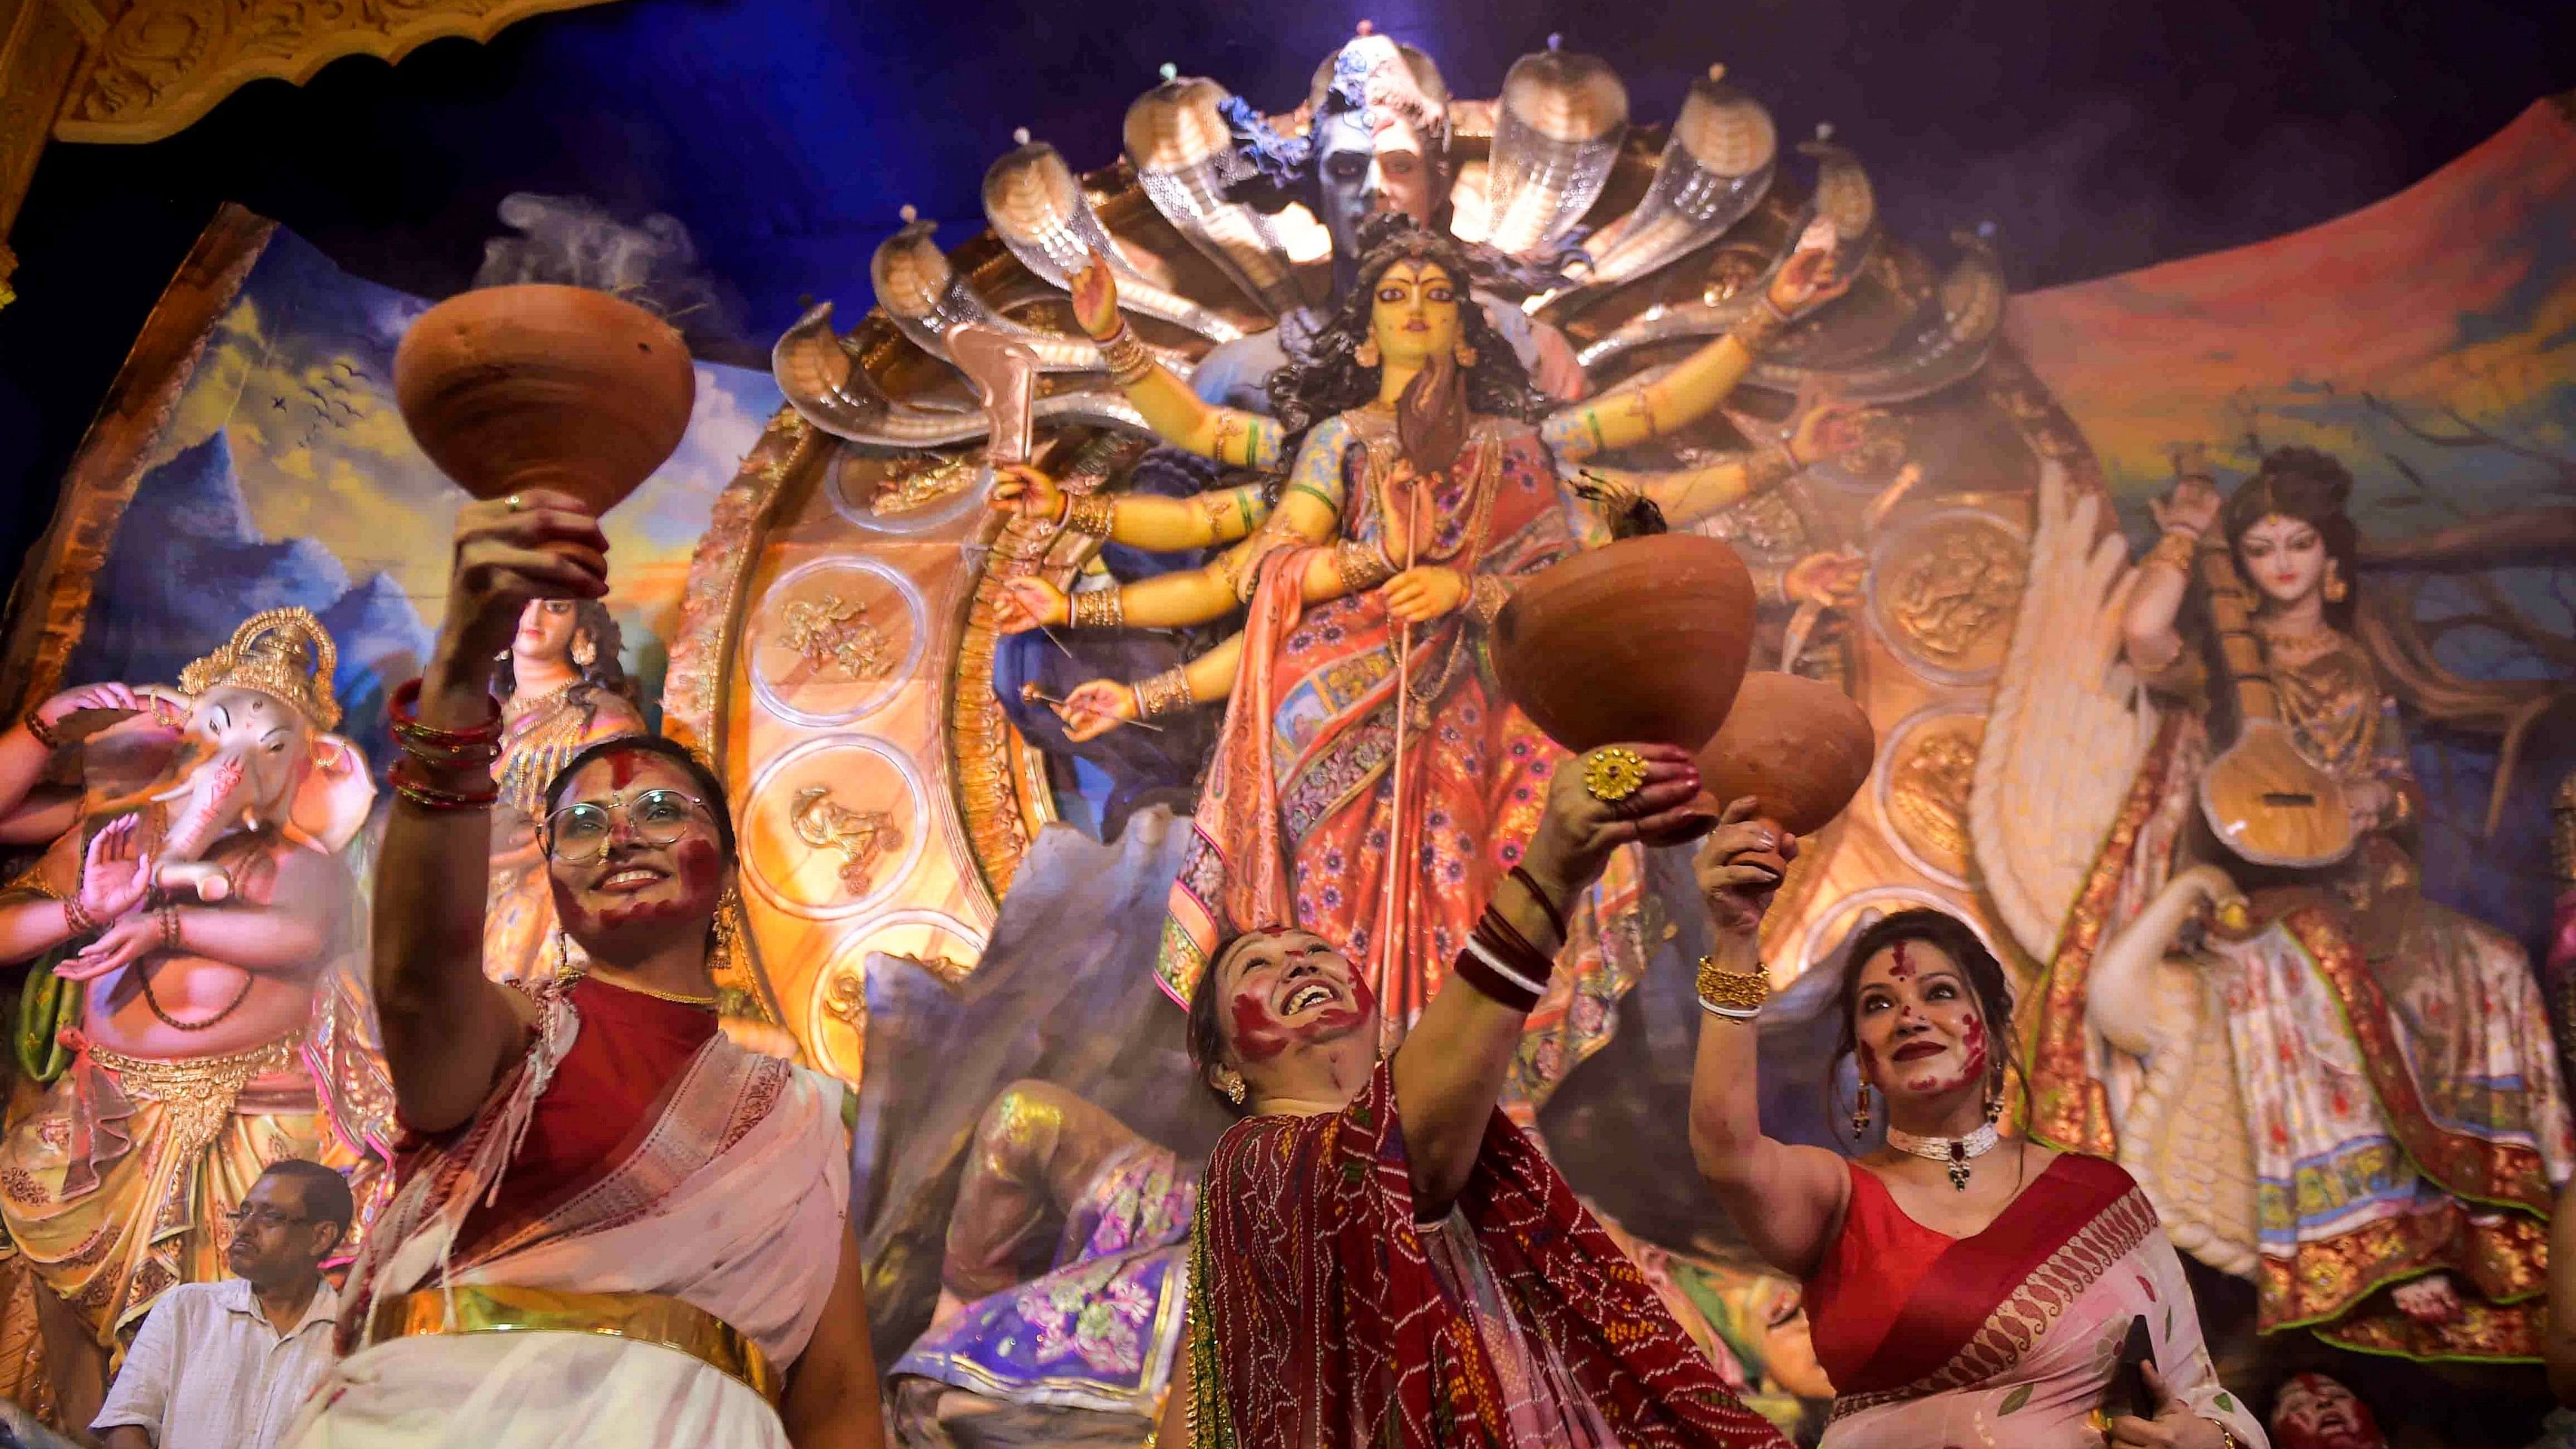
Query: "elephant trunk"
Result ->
[[152, 750, 250, 866]]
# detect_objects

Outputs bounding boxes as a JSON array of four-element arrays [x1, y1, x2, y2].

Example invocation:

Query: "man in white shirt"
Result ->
[[93, 1159, 352, 1449]]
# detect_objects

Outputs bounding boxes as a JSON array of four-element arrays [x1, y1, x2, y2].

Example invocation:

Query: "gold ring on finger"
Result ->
[[506, 493, 526, 512], [1582, 747, 1648, 807]]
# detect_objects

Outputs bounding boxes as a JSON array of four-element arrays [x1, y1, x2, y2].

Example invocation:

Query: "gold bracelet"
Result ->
[[1062, 492, 1116, 537], [1732, 296, 1793, 355], [1334, 538, 1395, 594], [2146, 528, 2199, 576], [1136, 665, 1193, 718], [1744, 442, 1797, 493], [1098, 324, 1153, 386], [21, 714, 62, 750], [1696, 954, 1771, 1018], [1070, 586, 1125, 630], [1469, 575, 1510, 628]]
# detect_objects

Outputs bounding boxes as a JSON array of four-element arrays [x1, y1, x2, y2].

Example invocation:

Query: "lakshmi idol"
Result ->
[[289, 490, 880, 1448], [1685, 811, 2267, 1447], [482, 596, 644, 984], [991, 214, 1849, 1096]]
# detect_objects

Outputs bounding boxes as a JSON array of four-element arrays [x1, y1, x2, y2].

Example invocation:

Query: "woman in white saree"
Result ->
[[287, 489, 882, 1448]]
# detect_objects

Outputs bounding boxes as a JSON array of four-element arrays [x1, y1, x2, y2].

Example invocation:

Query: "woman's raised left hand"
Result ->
[[2105, 1363, 2232, 1449], [1520, 744, 1713, 909], [1380, 567, 1467, 624]]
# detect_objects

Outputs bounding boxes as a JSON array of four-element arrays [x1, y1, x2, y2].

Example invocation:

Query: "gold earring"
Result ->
[[1454, 342, 1477, 368], [1851, 1083, 1871, 1136], [1226, 1077, 1247, 1106], [554, 929, 573, 982], [1355, 337, 1380, 368], [571, 633, 598, 669], [2323, 566, 2347, 603]]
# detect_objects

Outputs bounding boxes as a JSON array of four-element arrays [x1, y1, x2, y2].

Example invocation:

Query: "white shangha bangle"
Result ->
[[1699, 999, 1760, 1021], [1464, 934, 1549, 1002]]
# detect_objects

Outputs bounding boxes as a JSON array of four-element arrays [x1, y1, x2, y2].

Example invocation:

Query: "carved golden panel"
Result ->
[[53, 0, 631, 145]]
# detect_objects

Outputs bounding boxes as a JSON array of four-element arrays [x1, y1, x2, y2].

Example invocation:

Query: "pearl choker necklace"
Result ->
[[1885, 1122, 2000, 1191]]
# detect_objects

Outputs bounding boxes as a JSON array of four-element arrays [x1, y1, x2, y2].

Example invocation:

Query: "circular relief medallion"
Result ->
[[742, 736, 929, 919], [1865, 507, 2028, 685], [828, 446, 990, 536], [804, 908, 989, 1084], [1874, 704, 1987, 890], [748, 558, 926, 727]]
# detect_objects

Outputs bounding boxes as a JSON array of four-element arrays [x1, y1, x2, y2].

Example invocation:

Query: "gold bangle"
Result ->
[[1745, 442, 1797, 493], [1469, 575, 1510, 627], [2146, 528, 2199, 576], [1334, 538, 1395, 594], [21, 714, 62, 750], [1696, 954, 1771, 1017], [1098, 324, 1153, 386], [1070, 586, 1126, 630], [1136, 665, 1193, 719], [1062, 492, 1116, 537], [1732, 296, 1793, 355]]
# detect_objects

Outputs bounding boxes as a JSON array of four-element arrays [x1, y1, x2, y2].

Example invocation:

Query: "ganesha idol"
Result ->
[[0, 607, 389, 1386]]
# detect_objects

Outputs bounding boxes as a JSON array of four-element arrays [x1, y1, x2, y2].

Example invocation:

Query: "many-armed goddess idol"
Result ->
[[992, 213, 1849, 1101]]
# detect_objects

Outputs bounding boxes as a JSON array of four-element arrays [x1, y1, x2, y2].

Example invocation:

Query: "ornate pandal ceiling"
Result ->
[[0, 0, 625, 304]]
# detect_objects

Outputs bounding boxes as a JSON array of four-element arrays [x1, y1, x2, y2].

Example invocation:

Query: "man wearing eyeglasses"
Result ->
[[93, 1160, 353, 1449]]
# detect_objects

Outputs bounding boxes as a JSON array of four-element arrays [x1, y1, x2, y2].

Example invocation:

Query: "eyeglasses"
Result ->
[[224, 1206, 309, 1232], [543, 788, 713, 865]]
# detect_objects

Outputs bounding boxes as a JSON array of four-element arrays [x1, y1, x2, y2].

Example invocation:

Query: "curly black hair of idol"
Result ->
[[1264, 215, 1548, 442]]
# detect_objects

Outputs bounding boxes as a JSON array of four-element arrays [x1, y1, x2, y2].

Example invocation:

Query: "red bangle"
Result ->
[[388, 677, 504, 769], [389, 757, 499, 812], [62, 897, 100, 935], [1475, 905, 1557, 981], [1508, 866, 1568, 941]]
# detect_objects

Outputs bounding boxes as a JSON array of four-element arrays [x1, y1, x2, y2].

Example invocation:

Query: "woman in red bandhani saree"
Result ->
[[1156, 740, 1786, 1448], [1685, 816, 2269, 1448]]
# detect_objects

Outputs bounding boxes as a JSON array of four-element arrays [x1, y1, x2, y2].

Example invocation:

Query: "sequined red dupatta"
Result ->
[[1186, 1062, 1786, 1448]]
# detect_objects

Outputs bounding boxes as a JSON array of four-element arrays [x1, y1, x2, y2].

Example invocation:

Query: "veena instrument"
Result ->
[[2190, 532, 2356, 868]]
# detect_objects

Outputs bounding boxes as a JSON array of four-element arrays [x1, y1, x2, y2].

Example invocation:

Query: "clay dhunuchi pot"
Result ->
[[1492, 534, 1757, 753], [1694, 670, 1876, 835], [394, 284, 696, 513]]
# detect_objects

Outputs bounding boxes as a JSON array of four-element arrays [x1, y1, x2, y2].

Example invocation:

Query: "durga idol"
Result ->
[[993, 213, 1849, 1099]]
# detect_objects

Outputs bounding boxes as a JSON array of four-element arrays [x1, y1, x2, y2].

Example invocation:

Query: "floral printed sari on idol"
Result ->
[[1158, 408, 1649, 1111], [1803, 1154, 2268, 1448]]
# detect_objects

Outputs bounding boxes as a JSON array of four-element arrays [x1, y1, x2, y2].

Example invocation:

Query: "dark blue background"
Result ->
[[3, 0, 2571, 579]]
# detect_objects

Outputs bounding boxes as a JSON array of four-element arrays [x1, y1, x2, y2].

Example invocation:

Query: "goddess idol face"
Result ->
[[1314, 106, 1438, 261], [2235, 512, 2330, 609], [1368, 260, 1462, 373]]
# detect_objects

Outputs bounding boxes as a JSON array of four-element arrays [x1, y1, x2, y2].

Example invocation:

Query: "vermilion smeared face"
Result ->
[[1218, 930, 1378, 1066], [1852, 940, 1989, 1103], [546, 751, 729, 961]]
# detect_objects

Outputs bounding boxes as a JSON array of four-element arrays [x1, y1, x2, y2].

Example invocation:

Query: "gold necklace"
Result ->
[[585, 972, 721, 1009]]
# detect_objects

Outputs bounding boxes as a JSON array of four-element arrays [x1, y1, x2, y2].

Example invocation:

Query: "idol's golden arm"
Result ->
[[1101, 483, 1272, 552], [1115, 364, 1284, 471], [1112, 488, 1341, 630], [1688, 928, 1854, 1279], [1545, 332, 1759, 462], [1578, 460, 1760, 530]]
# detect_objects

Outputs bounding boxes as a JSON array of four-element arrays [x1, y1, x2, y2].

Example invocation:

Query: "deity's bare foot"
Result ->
[[2389, 1272, 2462, 1326]]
